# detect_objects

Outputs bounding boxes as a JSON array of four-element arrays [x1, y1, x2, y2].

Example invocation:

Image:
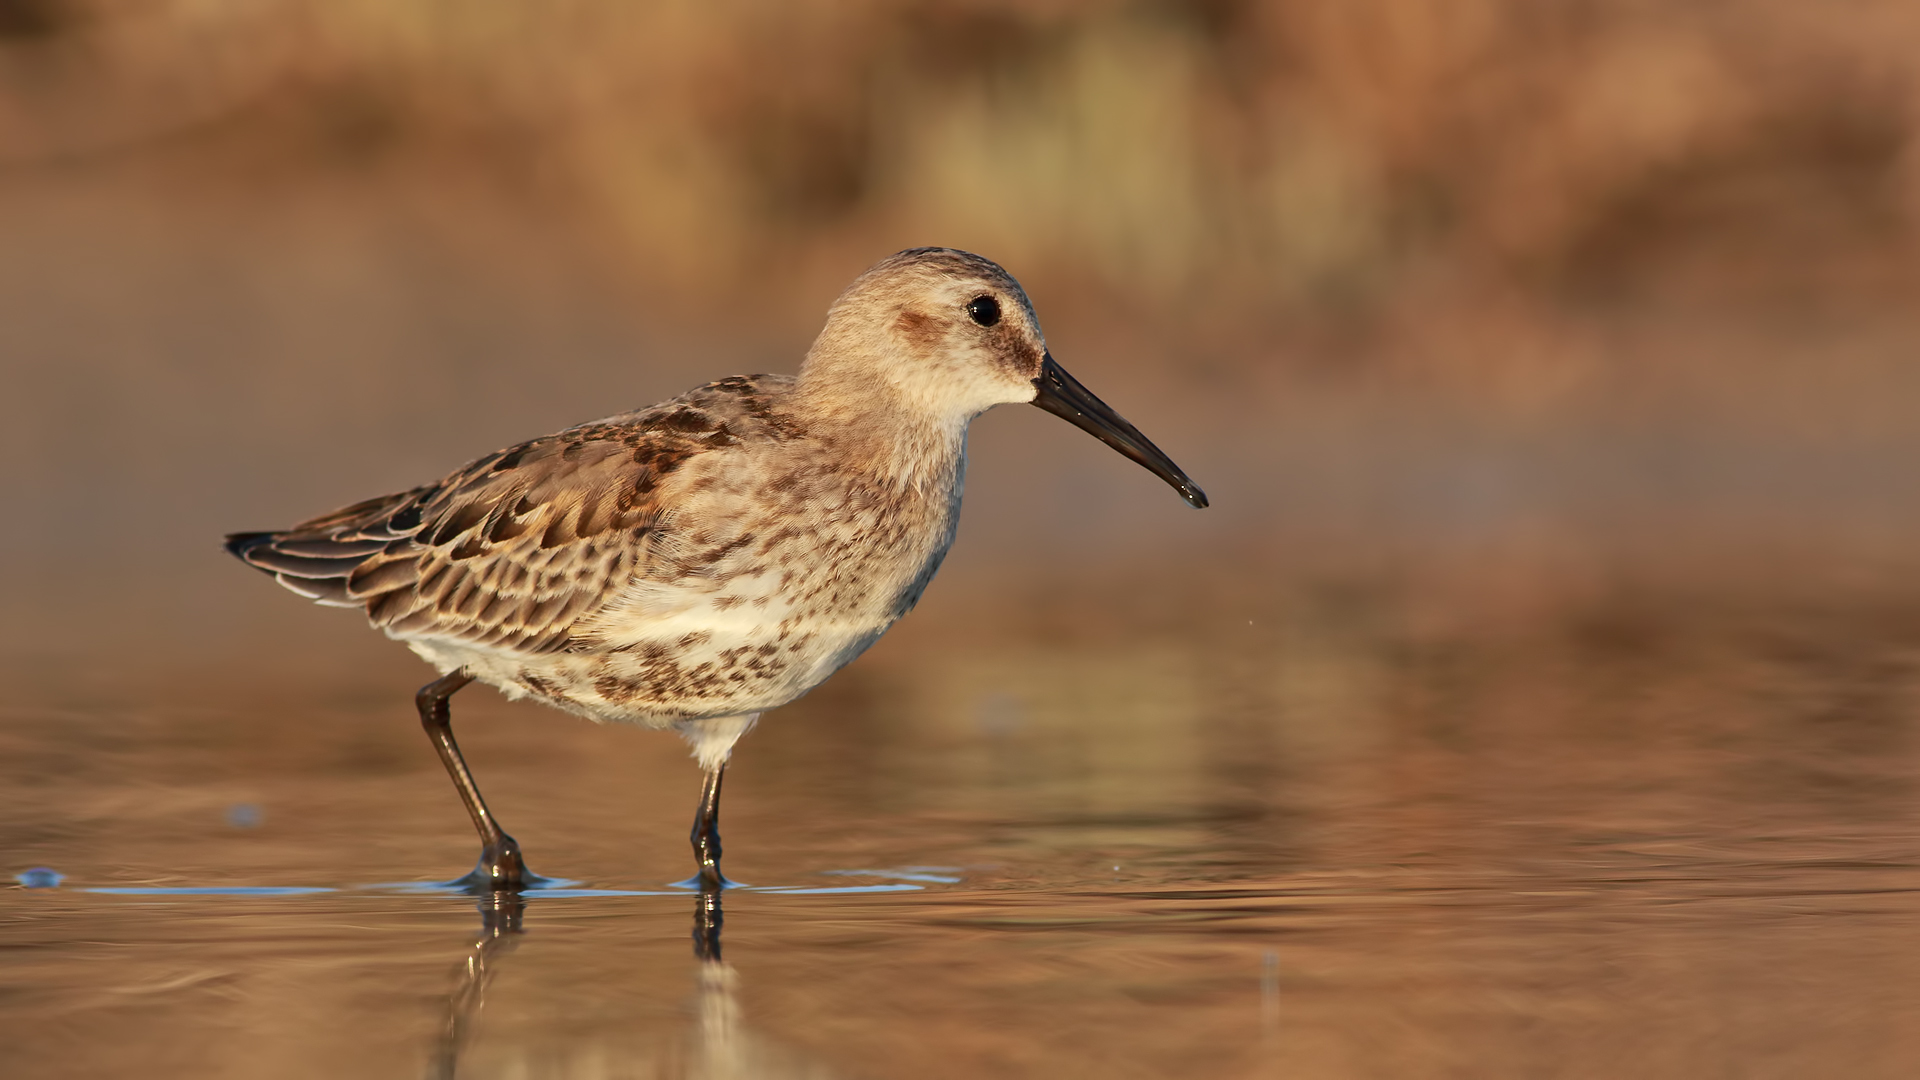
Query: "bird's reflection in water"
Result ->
[[430, 888, 834, 1079], [430, 892, 524, 1079]]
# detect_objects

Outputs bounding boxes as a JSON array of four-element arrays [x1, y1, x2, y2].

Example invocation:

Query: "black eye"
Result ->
[[966, 295, 1001, 327]]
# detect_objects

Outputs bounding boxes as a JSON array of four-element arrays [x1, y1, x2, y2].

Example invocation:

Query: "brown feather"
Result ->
[[224, 375, 801, 652]]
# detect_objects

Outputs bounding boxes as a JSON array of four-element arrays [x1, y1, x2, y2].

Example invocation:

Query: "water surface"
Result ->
[[6, 581, 1920, 1078]]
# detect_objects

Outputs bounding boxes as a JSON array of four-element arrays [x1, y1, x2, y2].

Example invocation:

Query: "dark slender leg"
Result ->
[[689, 763, 731, 891], [416, 670, 536, 892]]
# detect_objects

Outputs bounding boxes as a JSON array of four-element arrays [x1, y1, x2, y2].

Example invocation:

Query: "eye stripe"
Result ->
[[966, 295, 1001, 327]]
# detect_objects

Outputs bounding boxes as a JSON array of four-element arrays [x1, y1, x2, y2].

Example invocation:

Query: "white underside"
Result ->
[[401, 635, 766, 771], [397, 612, 888, 722], [675, 713, 760, 772]]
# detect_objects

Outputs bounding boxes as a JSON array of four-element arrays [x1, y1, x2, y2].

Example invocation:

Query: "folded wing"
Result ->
[[226, 379, 791, 654]]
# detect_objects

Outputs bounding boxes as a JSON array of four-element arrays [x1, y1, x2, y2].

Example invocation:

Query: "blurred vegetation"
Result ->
[[1, 0, 1912, 324], [6, 0, 1920, 663]]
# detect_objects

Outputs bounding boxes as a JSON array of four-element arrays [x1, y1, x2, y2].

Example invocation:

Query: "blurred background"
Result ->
[[8, 3, 1920, 1076], [7, 0, 1920, 664]]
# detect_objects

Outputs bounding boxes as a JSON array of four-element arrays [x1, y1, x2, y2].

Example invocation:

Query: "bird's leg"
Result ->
[[676, 712, 754, 890], [690, 762, 730, 891], [416, 670, 535, 892]]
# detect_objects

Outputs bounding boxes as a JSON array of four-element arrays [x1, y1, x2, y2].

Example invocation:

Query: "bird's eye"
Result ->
[[966, 295, 1001, 327]]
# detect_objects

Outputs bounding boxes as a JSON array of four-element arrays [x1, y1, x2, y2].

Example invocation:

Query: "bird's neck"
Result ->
[[789, 357, 973, 499]]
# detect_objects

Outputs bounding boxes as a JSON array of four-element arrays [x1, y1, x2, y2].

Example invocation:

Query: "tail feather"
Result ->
[[223, 532, 274, 559], [224, 487, 431, 610]]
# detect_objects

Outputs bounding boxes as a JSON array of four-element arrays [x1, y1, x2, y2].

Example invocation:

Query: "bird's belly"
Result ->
[[401, 595, 900, 726], [575, 609, 892, 723]]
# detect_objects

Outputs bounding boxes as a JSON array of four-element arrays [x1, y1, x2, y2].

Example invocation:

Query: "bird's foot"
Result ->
[[680, 829, 738, 891], [446, 837, 553, 894], [672, 861, 741, 892]]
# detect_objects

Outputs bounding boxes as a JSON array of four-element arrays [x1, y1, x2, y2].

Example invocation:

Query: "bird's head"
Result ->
[[803, 247, 1208, 508]]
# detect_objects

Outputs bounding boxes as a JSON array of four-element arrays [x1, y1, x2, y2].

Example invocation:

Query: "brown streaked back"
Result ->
[[225, 374, 801, 654]]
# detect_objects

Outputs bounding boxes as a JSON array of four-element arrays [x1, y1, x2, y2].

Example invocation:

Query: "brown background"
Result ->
[[6, 5, 1920, 1077], [7, 0, 1920, 663]]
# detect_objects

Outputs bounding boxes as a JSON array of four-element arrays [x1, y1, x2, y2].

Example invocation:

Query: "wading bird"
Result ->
[[226, 248, 1206, 892]]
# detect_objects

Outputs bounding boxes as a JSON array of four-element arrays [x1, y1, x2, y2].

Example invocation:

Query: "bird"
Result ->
[[225, 247, 1207, 893]]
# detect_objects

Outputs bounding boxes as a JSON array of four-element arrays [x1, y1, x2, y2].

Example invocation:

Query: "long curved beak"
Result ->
[[1031, 354, 1209, 509]]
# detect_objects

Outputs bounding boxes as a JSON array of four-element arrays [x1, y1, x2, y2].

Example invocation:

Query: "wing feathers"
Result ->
[[344, 557, 418, 596], [223, 374, 800, 654], [235, 549, 375, 577], [273, 538, 392, 558]]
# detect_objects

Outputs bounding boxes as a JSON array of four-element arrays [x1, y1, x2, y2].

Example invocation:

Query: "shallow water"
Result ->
[[7, 583, 1920, 1078]]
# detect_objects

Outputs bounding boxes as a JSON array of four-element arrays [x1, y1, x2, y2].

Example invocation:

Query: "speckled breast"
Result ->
[[490, 445, 965, 724]]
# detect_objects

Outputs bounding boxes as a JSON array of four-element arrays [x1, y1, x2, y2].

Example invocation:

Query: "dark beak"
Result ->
[[1031, 354, 1209, 508]]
